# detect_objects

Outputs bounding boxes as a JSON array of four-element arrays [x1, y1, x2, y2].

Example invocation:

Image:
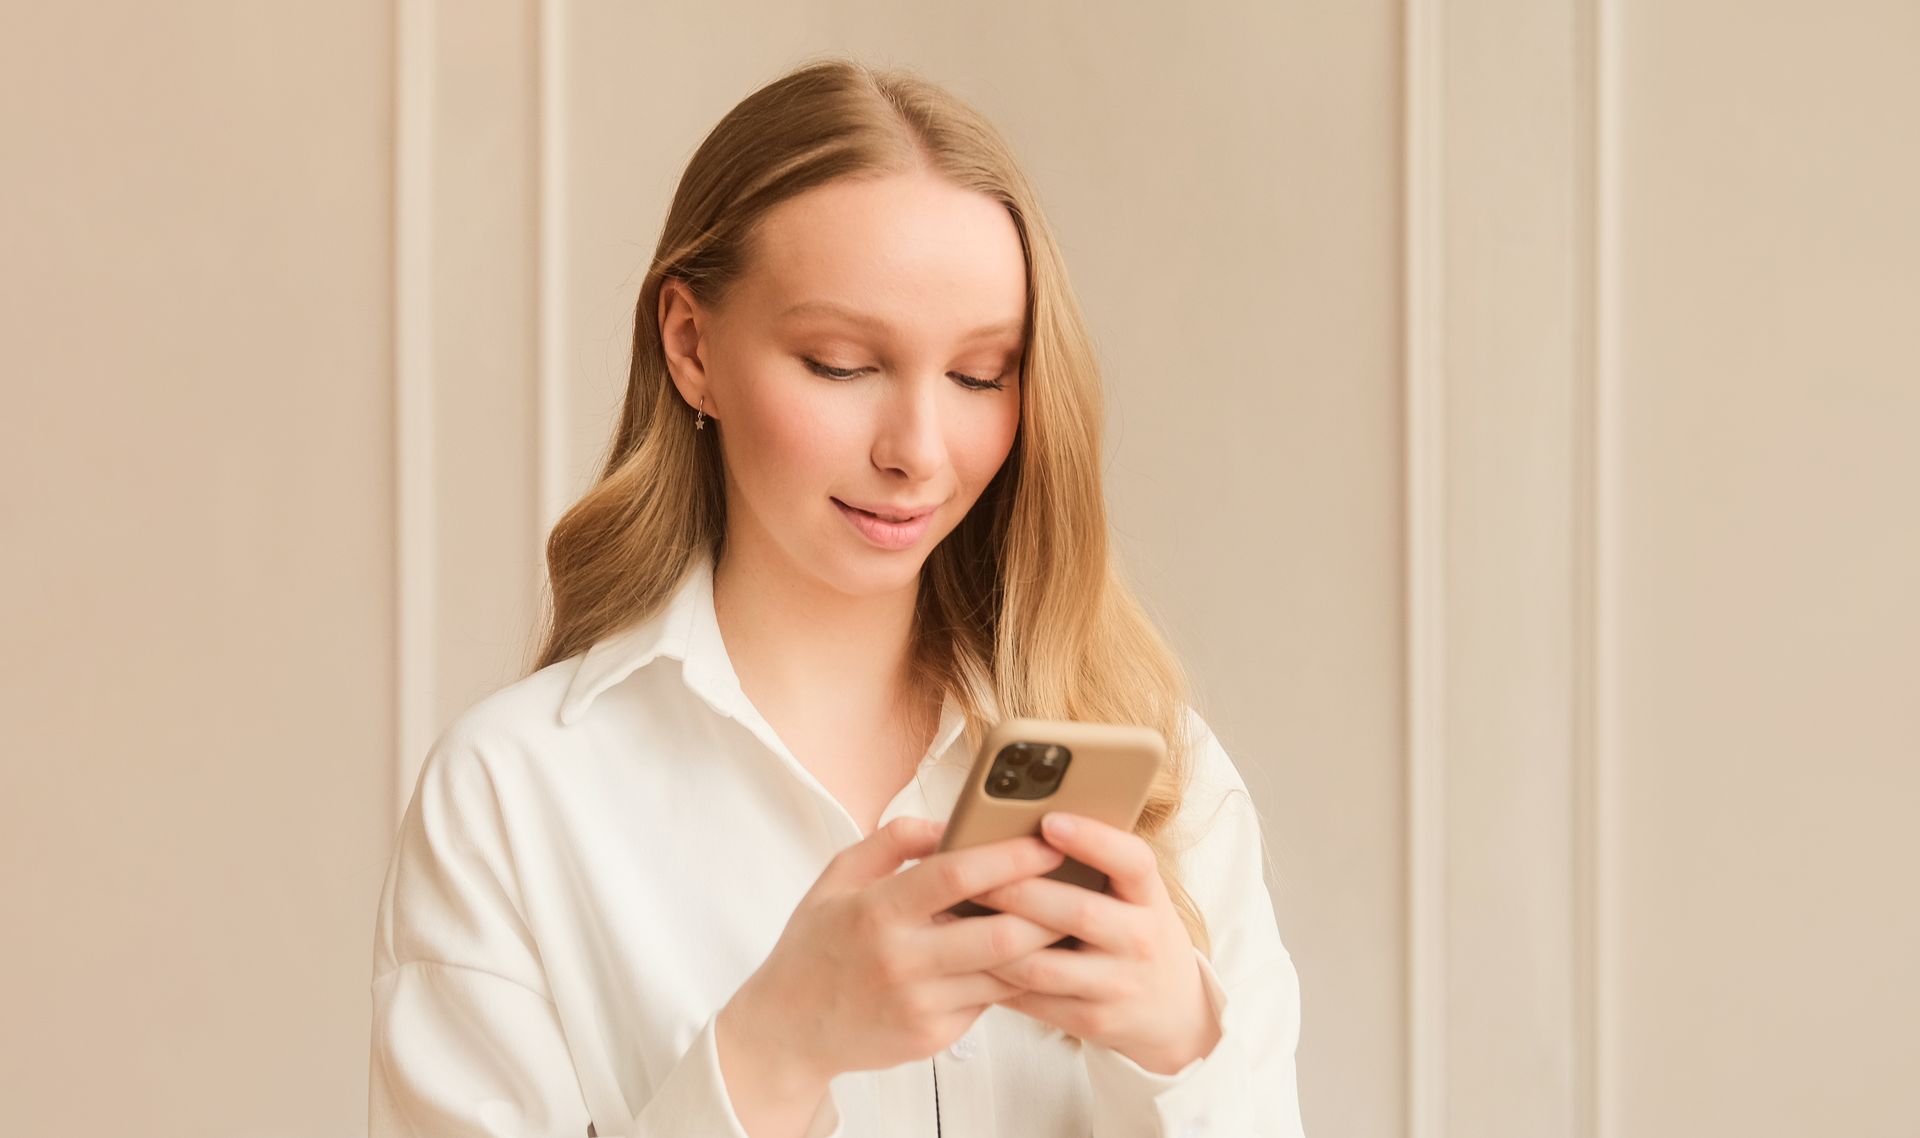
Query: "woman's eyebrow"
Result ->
[[777, 298, 1023, 340]]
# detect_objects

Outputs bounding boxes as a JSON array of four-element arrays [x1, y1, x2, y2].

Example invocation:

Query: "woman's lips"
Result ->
[[832, 498, 932, 522], [833, 497, 934, 550]]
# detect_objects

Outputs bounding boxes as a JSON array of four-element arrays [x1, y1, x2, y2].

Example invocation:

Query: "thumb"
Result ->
[[828, 815, 947, 886]]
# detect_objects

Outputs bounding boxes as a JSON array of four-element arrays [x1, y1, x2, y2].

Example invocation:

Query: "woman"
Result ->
[[369, 56, 1305, 1138]]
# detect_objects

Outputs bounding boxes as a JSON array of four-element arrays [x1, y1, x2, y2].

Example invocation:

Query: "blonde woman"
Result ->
[[369, 56, 1305, 1138]]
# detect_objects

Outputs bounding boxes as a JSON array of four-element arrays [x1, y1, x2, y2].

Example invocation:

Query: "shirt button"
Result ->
[[1180, 1119, 1208, 1138], [947, 1032, 978, 1060]]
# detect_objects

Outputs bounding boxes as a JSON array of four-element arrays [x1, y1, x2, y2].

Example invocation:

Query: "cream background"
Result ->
[[1, 2, 1913, 1137]]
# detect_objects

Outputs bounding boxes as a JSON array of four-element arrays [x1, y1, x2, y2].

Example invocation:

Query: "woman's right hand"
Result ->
[[719, 815, 1069, 1088]]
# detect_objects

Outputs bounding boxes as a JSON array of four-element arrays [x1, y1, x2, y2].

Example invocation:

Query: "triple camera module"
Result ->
[[984, 741, 1074, 800]]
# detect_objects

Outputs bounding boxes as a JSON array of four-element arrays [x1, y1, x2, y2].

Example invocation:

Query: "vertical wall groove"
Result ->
[[393, 0, 436, 823], [536, 0, 568, 567], [1590, 0, 1621, 1132], [1404, 0, 1448, 1134], [1569, 0, 1601, 1128], [1571, 0, 1606, 1134]]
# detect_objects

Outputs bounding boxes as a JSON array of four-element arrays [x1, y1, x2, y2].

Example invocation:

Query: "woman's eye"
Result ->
[[951, 372, 1007, 391], [801, 356, 865, 380], [801, 356, 1006, 391]]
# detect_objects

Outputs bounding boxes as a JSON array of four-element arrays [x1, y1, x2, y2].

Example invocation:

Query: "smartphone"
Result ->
[[934, 716, 1166, 949]]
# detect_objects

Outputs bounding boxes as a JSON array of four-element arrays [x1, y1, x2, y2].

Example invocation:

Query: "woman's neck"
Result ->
[[709, 541, 928, 733]]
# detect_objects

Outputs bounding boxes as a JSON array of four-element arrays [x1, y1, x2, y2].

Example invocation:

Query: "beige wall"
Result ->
[[0, 3, 397, 1136], [2, 3, 1913, 1138], [1605, 2, 1919, 1133]]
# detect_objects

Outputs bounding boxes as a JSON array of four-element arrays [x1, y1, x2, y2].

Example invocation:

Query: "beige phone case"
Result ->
[[935, 716, 1166, 949]]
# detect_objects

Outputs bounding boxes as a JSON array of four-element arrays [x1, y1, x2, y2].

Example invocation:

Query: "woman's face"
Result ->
[[662, 169, 1028, 596]]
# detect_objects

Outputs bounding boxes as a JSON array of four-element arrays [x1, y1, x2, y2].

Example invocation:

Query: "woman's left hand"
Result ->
[[972, 810, 1221, 1075]]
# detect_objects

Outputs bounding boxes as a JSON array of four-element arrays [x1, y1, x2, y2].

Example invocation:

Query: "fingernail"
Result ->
[[1045, 812, 1075, 838]]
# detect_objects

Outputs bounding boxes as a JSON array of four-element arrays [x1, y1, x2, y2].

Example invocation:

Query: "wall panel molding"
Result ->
[[393, 0, 437, 822], [1403, 0, 1448, 1130], [1573, 5, 1613, 1132], [536, 0, 570, 552], [391, 0, 544, 818], [1405, 0, 1606, 1134]]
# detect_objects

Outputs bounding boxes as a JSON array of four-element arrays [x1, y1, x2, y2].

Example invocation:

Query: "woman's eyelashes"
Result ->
[[800, 355, 1007, 391]]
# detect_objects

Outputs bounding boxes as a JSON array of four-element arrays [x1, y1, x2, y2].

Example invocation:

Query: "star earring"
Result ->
[[694, 396, 706, 430]]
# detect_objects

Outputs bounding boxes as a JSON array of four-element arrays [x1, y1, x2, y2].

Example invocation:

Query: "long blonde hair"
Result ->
[[526, 57, 1214, 1031]]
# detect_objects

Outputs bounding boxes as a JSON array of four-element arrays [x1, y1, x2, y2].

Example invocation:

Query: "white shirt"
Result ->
[[368, 550, 1307, 1137]]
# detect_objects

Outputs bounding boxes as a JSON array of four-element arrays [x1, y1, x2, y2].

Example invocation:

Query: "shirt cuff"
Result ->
[[626, 1008, 844, 1138], [1080, 947, 1238, 1137]]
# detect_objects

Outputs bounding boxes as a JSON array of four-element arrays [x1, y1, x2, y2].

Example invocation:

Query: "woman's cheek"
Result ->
[[757, 382, 858, 478], [956, 400, 1019, 488]]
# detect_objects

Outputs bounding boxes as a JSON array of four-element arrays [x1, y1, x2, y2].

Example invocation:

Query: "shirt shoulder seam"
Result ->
[[371, 958, 557, 1007]]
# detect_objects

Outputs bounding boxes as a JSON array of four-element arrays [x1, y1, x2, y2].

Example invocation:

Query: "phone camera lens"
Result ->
[[1029, 762, 1060, 784], [990, 770, 1020, 794]]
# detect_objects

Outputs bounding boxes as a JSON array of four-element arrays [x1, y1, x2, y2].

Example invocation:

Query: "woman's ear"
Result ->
[[657, 277, 714, 417]]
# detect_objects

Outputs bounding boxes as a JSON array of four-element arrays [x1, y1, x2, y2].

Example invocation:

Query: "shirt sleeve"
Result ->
[[1078, 709, 1308, 1138], [368, 721, 845, 1138]]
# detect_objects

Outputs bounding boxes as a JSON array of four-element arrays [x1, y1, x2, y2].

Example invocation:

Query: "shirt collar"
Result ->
[[557, 553, 973, 768], [558, 550, 726, 727]]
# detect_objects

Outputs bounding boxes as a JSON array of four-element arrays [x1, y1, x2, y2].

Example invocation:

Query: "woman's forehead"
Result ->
[[747, 175, 1026, 316]]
